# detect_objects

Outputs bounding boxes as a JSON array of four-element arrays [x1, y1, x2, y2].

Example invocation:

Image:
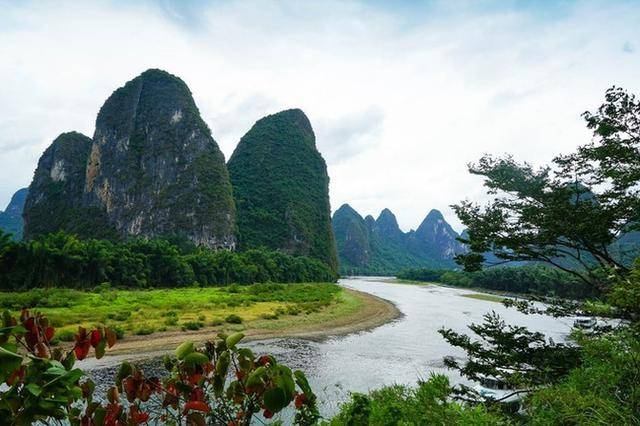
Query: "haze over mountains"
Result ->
[[0, 188, 28, 241], [332, 203, 466, 275]]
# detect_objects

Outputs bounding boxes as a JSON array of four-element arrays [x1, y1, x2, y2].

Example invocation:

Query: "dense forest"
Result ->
[[0, 231, 336, 291], [398, 264, 600, 299]]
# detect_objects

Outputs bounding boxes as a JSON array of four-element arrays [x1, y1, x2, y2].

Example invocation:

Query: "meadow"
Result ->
[[0, 282, 344, 341]]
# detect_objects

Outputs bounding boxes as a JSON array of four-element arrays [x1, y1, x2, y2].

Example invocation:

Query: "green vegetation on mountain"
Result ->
[[228, 109, 338, 273], [0, 188, 28, 240], [23, 70, 236, 247], [0, 231, 335, 290], [86, 69, 236, 247], [333, 204, 464, 275], [23, 132, 115, 240]]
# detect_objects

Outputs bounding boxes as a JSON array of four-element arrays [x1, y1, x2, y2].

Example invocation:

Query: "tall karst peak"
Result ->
[[332, 204, 369, 269], [25, 70, 236, 247], [228, 108, 338, 273], [375, 208, 403, 239], [23, 132, 114, 239], [414, 209, 463, 260]]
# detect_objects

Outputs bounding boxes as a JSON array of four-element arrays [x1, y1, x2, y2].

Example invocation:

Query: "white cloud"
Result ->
[[0, 0, 639, 231]]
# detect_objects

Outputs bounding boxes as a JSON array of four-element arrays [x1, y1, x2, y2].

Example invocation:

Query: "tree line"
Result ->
[[398, 264, 600, 299], [0, 231, 337, 291]]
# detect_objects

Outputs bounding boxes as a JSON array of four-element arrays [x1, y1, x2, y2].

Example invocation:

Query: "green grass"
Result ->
[[0, 283, 340, 338], [460, 293, 505, 303]]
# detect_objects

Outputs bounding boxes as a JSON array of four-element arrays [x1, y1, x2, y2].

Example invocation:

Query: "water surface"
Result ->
[[86, 277, 573, 419]]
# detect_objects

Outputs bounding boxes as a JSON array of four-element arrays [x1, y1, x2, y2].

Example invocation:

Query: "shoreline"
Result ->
[[78, 287, 401, 369]]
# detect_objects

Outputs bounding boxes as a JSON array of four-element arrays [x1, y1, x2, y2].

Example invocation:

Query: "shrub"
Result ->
[[210, 317, 224, 326], [225, 314, 243, 324], [134, 325, 155, 335], [56, 329, 76, 342], [181, 321, 204, 331]]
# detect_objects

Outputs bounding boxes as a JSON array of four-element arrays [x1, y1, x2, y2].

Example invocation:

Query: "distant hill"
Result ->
[[228, 109, 338, 274], [332, 204, 465, 275], [0, 188, 28, 240]]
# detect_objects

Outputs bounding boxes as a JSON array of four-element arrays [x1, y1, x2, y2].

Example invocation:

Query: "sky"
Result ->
[[1, 0, 639, 232]]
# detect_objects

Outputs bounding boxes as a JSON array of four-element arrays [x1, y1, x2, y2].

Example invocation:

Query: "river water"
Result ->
[[84, 277, 574, 421]]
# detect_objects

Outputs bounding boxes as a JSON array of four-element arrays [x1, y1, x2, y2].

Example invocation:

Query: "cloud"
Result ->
[[1, 0, 640, 232], [315, 107, 384, 165]]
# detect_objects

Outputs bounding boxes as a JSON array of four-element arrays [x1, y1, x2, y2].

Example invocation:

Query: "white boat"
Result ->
[[573, 316, 597, 330], [473, 374, 526, 409]]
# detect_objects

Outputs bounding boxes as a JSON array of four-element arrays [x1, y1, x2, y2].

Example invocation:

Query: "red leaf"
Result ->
[[75, 326, 87, 343], [74, 340, 91, 360], [184, 401, 211, 413], [90, 329, 101, 347], [25, 317, 36, 334], [44, 326, 55, 342], [263, 409, 273, 419], [105, 328, 117, 348]]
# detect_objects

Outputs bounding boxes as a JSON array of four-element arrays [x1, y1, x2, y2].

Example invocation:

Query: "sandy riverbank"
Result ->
[[78, 287, 401, 369]]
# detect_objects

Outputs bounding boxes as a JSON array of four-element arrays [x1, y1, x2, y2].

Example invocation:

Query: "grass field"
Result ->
[[0, 283, 343, 340], [460, 293, 506, 303]]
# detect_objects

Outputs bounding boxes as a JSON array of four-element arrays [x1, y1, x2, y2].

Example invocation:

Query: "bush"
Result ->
[[210, 317, 224, 326], [181, 321, 204, 331], [56, 329, 76, 342], [329, 375, 503, 425], [134, 325, 155, 335], [225, 314, 243, 324]]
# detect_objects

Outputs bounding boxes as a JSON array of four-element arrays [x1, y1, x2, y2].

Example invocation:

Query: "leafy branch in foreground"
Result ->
[[0, 309, 116, 423], [454, 87, 640, 290], [438, 312, 581, 402], [104, 333, 320, 425], [0, 310, 319, 425]]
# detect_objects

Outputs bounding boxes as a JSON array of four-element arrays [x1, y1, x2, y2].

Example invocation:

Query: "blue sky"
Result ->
[[1, 0, 639, 231]]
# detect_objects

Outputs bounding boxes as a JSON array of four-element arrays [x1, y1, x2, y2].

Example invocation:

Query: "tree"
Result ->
[[454, 87, 640, 290], [439, 312, 581, 403]]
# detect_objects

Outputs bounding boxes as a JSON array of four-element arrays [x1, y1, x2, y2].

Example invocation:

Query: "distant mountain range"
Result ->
[[332, 204, 466, 275], [0, 188, 28, 241]]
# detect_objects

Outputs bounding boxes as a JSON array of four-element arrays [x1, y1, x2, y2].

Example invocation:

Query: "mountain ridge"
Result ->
[[332, 204, 465, 275]]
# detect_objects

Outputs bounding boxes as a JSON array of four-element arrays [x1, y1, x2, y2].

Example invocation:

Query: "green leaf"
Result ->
[[115, 362, 133, 387], [183, 352, 209, 367], [263, 387, 288, 412], [26, 383, 43, 396], [246, 366, 266, 387], [93, 407, 106, 426], [0, 346, 23, 381], [175, 341, 194, 360], [95, 338, 106, 359], [225, 332, 244, 348], [216, 351, 230, 376], [294, 370, 314, 398]]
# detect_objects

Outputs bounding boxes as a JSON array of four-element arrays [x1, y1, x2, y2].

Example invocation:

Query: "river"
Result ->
[[85, 277, 574, 421]]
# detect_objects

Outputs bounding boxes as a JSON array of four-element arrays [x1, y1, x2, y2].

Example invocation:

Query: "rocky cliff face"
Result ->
[[332, 206, 466, 274], [85, 69, 236, 248], [411, 209, 465, 260], [23, 132, 114, 239], [0, 188, 28, 240], [23, 70, 236, 247], [228, 109, 338, 273]]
